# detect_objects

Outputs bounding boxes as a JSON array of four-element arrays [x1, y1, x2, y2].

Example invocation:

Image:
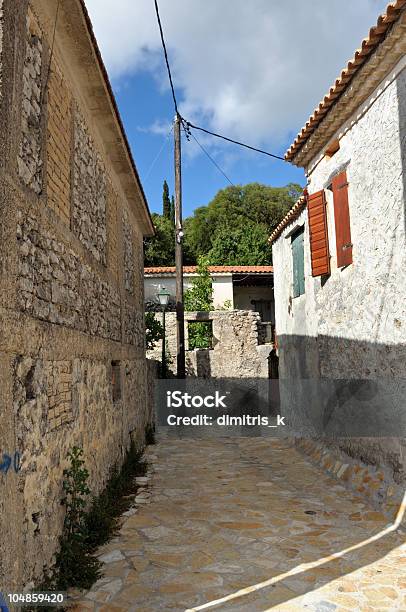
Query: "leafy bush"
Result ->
[[34, 443, 147, 602], [57, 447, 101, 590], [188, 321, 213, 350], [145, 311, 164, 350], [184, 256, 213, 312]]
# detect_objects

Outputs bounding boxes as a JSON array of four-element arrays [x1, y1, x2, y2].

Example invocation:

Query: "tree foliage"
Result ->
[[184, 256, 213, 311], [183, 182, 302, 265], [144, 181, 302, 267], [145, 312, 164, 350], [162, 180, 171, 219], [144, 213, 175, 267]]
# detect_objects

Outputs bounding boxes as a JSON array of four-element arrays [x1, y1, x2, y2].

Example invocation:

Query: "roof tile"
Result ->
[[144, 265, 273, 274], [285, 0, 406, 162]]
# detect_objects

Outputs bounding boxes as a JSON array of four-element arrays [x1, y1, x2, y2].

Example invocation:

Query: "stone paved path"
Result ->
[[71, 436, 406, 611]]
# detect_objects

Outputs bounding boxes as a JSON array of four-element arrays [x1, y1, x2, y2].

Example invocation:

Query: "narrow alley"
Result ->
[[71, 436, 406, 611]]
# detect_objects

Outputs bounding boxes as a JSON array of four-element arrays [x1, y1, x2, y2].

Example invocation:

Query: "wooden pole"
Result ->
[[174, 114, 185, 378]]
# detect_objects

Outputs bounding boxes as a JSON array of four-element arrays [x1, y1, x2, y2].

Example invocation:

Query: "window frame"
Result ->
[[291, 226, 305, 298]]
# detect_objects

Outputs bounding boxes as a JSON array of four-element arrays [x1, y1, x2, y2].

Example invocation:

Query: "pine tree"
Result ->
[[162, 180, 171, 219]]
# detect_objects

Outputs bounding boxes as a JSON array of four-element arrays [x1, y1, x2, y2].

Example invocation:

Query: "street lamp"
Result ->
[[157, 286, 170, 377]]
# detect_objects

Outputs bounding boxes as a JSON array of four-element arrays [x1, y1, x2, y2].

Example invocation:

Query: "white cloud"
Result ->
[[85, 0, 388, 151]]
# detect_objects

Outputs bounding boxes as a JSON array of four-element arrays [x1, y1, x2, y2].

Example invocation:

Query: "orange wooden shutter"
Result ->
[[308, 189, 330, 276], [332, 171, 353, 267]]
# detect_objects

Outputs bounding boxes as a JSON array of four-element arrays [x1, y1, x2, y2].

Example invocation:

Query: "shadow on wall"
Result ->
[[398, 71, 406, 237], [277, 333, 406, 483]]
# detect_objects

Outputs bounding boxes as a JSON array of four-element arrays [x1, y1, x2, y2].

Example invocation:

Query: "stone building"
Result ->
[[270, 2, 406, 480], [0, 0, 154, 590]]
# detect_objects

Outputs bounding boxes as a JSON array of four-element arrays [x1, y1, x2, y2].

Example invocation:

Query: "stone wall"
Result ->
[[147, 310, 272, 378], [0, 1, 3, 96], [107, 184, 119, 284], [18, 9, 43, 194], [46, 58, 72, 225], [17, 215, 121, 342], [272, 61, 406, 480], [0, 0, 153, 591], [12, 354, 153, 580], [123, 209, 135, 294], [72, 109, 107, 265]]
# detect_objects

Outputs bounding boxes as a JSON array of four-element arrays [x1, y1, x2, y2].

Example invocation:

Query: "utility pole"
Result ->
[[174, 114, 185, 378]]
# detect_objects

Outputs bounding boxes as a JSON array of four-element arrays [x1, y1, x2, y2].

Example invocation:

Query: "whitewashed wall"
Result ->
[[144, 274, 234, 308], [272, 61, 406, 477]]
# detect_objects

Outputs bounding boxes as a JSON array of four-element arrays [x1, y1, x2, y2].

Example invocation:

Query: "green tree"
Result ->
[[208, 222, 272, 265], [144, 213, 174, 266], [162, 180, 171, 219], [170, 195, 175, 226], [183, 182, 302, 264]]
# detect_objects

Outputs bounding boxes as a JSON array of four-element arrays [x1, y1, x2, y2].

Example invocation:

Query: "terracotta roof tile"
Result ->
[[268, 193, 308, 244], [285, 0, 406, 163], [144, 265, 273, 275]]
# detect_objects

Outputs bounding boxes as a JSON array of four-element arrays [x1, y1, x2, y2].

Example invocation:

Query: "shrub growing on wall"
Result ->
[[145, 312, 164, 351], [184, 256, 213, 349]]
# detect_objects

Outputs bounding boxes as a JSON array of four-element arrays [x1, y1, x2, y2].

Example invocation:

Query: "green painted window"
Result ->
[[291, 227, 305, 297]]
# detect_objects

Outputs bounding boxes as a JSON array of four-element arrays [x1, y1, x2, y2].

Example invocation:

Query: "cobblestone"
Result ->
[[70, 436, 406, 611]]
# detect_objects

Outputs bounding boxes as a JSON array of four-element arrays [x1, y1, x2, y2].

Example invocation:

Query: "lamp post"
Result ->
[[157, 286, 170, 377]]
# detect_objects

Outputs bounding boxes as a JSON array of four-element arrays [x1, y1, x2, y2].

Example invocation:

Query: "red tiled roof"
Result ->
[[144, 265, 274, 275], [268, 193, 308, 244], [285, 0, 406, 163]]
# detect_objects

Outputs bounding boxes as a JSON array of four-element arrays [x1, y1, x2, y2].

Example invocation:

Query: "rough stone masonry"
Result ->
[[0, 0, 154, 591]]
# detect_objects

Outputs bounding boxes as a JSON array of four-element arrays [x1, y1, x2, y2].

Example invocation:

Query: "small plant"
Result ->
[[217, 299, 232, 310], [84, 441, 146, 550], [57, 447, 101, 590], [62, 447, 90, 537], [184, 256, 214, 350], [145, 423, 156, 445], [184, 255, 213, 312], [145, 311, 164, 351], [31, 443, 147, 606], [188, 321, 213, 350], [159, 340, 173, 378]]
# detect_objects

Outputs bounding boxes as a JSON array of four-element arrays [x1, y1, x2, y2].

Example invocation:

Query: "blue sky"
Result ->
[[85, 0, 388, 218], [114, 72, 305, 217]]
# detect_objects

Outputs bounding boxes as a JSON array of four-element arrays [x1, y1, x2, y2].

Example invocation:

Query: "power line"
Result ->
[[153, 0, 287, 162], [153, 0, 179, 115], [187, 129, 234, 187], [144, 125, 174, 182], [185, 121, 286, 161]]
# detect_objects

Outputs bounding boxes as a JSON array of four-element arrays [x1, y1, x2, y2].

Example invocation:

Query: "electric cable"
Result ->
[[153, 0, 179, 115], [144, 124, 174, 182], [187, 129, 235, 187]]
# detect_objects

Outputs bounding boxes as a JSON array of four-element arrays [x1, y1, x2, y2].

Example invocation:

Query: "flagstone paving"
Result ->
[[70, 436, 406, 611]]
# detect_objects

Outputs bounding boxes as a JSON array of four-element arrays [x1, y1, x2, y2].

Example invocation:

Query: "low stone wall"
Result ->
[[147, 310, 273, 378]]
